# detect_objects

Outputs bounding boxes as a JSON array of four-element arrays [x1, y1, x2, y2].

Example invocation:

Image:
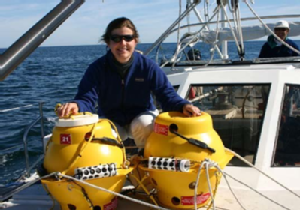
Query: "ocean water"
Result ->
[[0, 40, 299, 184]]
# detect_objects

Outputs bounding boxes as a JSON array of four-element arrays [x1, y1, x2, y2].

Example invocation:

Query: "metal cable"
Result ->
[[0, 104, 34, 113], [205, 5, 221, 66], [162, 5, 220, 68], [171, 0, 183, 70], [223, 173, 247, 210], [224, 172, 293, 210], [58, 174, 170, 210], [220, 2, 242, 54], [226, 148, 300, 199]]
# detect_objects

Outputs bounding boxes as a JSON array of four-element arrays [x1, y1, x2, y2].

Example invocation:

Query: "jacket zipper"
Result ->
[[121, 78, 125, 111]]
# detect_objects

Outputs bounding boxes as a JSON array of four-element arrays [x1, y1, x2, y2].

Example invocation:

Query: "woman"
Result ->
[[58, 17, 201, 146]]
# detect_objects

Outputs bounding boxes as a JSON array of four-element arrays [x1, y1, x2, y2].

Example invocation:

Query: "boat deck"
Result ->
[[1, 181, 299, 210], [0, 182, 28, 203]]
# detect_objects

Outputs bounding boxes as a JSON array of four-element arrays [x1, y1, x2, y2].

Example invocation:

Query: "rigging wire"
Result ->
[[226, 148, 300, 199], [236, 4, 245, 59], [204, 0, 210, 29], [171, 0, 183, 70], [161, 6, 220, 68], [205, 4, 221, 66], [243, 0, 300, 55], [220, 1, 242, 56], [0, 104, 34, 113]]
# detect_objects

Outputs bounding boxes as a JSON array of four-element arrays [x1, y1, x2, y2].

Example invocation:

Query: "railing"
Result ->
[[22, 102, 46, 177]]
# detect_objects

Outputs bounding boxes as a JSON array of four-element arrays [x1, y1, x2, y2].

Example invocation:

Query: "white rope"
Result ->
[[243, 0, 300, 55], [205, 5, 221, 67], [170, 6, 221, 65], [194, 161, 207, 209], [0, 104, 33, 113], [194, 159, 221, 210], [5, 155, 297, 210], [205, 161, 215, 210], [171, 0, 183, 70], [58, 174, 170, 210], [220, 2, 242, 54], [160, 7, 220, 68], [192, 3, 224, 58]]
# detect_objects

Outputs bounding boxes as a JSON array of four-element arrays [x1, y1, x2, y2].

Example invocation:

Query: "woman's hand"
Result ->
[[183, 104, 201, 117], [57, 103, 79, 118]]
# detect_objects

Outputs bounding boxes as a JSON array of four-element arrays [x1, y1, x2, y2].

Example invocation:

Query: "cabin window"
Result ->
[[186, 84, 270, 166], [273, 84, 300, 167]]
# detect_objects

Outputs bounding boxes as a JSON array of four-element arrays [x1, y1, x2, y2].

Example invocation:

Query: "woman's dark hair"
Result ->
[[101, 17, 139, 44]]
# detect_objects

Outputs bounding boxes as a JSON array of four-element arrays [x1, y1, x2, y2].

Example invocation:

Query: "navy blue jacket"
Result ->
[[73, 50, 189, 126], [259, 35, 299, 58]]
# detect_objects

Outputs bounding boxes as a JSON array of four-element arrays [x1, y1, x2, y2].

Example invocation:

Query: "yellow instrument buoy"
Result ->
[[138, 112, 233, 209], [41, 114, 133, 210]]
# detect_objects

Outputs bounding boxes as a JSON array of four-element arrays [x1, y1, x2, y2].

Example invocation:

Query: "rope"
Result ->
[[0, 104, 34, 113], [171, 0, 183, 70], [160, 6, 219, 68], [106, 119, 127, 167], [194, 159, 222, 210], [194, 161, 207, 209], [224, 172, 293, 210], [0, 144, 23, 153], [6, 155, 297, 210], [61, 122, 97, 175], [192, 3, 224, 58], [243, 0, 300, 55], [204, 161, 215, 210], [220, 2, 242, 54], [226, 148, 300, 199], [129, 174, 159, 206], [55, 173, 171, 210], [205, 5, 221, 67], [223, 173, 247, 210], [6, 172, 170, 210], [162, 5, 220, 68]]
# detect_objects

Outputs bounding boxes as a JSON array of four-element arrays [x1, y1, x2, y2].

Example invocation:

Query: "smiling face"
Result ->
[[274, 28, 289, 41], [107, 27, 137, 64]]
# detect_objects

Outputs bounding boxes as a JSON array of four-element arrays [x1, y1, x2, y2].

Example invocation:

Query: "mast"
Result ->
[[221, 1, 229, 59]]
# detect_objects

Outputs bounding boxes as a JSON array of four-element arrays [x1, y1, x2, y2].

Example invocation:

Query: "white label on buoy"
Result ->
[[55, 114, 99, 127]]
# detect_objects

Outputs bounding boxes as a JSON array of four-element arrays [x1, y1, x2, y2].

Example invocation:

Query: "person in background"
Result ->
[[259, 20, 300, 58], [186, 48, 201, 61], [57, 17, 201, 147]]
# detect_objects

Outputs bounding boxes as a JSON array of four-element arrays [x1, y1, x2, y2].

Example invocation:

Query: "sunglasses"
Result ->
[[275, 28, 288, 32], [110, 34, 135, 43]]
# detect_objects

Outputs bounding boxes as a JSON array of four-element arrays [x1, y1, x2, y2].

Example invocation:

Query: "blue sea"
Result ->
[[0, 40, 299, 184]]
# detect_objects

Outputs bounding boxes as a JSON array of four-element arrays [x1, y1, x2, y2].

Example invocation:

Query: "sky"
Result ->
[[0, 0, 300, 48]]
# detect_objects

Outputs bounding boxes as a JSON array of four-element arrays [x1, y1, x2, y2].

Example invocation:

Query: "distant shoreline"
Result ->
[[1, 39, 300, 50]]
